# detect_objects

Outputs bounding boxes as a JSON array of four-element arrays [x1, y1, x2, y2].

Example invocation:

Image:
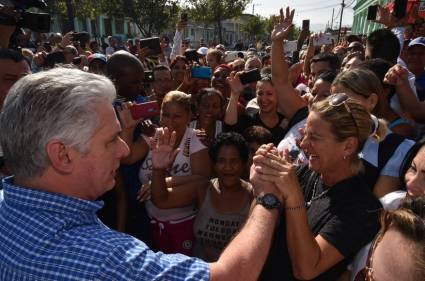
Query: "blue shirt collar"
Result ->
[[1, 176, 104, 216]]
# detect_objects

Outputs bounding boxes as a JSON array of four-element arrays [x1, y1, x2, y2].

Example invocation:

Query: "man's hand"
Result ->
[[271, 7, 295, 42], [150, 127, 179, 170], [60, 31, 73, 48]]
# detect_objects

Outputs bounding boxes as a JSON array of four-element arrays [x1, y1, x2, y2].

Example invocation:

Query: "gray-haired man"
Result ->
[[0, 67, 282, 280]]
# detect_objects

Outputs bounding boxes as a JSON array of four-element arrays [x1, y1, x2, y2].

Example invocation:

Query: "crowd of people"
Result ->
[[0, 2, 425, 281]]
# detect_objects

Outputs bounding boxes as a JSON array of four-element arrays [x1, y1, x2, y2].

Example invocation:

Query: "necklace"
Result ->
[[305, 176, 332, 207]]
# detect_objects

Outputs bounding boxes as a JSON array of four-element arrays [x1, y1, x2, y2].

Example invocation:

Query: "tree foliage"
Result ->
[[45, 0, 180, 37], [187, 0, 251, 43], [242, 15, 266, 40]]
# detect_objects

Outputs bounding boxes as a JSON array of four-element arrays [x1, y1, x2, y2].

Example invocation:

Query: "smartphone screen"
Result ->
[[239, 68, 262, 85], [393, 0, 407, 18], [367, 5, 378, 21]]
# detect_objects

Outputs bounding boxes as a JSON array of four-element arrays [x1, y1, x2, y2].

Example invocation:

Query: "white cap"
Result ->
[[197, 47, 208, 56]]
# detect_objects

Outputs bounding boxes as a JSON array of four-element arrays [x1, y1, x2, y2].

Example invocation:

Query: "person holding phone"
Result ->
[[118, 91, 211, 256], [225, 71, 287, 146]]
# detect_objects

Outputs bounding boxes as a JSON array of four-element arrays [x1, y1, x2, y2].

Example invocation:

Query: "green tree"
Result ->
[[242, 15, 265, 41], [187, 0, 251, 43]]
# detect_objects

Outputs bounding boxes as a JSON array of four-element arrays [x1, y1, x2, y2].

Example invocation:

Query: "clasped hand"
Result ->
[[250, 144, 300, 203]]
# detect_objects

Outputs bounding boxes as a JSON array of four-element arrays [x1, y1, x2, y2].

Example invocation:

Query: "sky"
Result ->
[[243, 0, 355, 32]]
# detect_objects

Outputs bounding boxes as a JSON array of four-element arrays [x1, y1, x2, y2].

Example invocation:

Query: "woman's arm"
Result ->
[[270, 9, 306, 119], [190, 148, 212, 178], [385, 64, 425, 123], [224, 72, 244, 125], [149, 128, 208, 209], [253, 145, 344, 280]]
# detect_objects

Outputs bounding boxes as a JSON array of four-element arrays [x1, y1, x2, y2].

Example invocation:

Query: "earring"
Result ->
[[343, 155, 347, 160]]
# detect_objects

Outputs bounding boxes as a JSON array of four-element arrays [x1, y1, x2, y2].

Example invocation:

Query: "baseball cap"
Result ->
[[197, 47, 208, 56], [88, 53, 107, 64], [408, 37, 425, 48]]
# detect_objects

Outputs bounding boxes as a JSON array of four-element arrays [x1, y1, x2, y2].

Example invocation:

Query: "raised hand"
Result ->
[[116, 102, 143, 130], [271, 6, 295, 42], [226, 71, 244, 96], [375, 5, 407, 28], [150, 127, 179, 170], [384, 64, 410, 87]]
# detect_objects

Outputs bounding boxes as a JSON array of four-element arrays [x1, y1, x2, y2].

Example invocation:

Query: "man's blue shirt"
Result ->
[[0, 177, 209, 280]]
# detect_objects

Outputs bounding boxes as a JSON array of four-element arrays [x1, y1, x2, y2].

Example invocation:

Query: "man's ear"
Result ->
[[45, 140, 75, 174], [367, 93, 379, 111]]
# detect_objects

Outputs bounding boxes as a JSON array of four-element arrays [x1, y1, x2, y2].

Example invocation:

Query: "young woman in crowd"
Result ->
[[170, 55, 189, 88], [350, 138, 425, 280], [211, 64, 232, 99], [118, 91, 211, 255], [331, 68, 415, 197], [225, 73, 287, 146], [253, 93, 383, 281], [189, 88, 226, 145], [149, 131, 253, 262], [332, 67, 416, 138]]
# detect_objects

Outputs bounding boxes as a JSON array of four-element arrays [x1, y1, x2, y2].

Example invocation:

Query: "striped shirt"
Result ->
[[0, 177, 210, 281]]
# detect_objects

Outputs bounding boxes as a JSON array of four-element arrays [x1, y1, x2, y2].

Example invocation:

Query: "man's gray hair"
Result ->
[[0, 68, 116, 180]]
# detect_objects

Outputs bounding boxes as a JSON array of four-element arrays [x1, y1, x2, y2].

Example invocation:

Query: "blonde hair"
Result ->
[[310, 95, 386, 152], [161, 91, 191, 113], [332, 68, 384, 116]]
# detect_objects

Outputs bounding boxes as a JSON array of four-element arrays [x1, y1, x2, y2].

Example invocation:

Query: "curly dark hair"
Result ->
[[209, 132, 249, 163]]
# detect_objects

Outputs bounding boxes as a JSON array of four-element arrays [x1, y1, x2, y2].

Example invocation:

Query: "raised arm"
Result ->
[[224, 72, 244, 125], [170, 21, 186, 61], [384, 64, 425, 123], [150, 127, 207, 209], [271, 8, 306, 119]]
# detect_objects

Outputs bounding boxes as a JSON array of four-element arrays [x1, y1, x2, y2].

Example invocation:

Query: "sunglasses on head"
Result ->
[[329, 93, 360, 137]]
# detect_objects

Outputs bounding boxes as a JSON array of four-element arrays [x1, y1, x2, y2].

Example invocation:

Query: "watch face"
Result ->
[[264, 194, 276, 205]]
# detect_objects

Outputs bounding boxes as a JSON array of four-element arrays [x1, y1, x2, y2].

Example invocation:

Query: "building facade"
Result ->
[[352, 0, 388, 35]]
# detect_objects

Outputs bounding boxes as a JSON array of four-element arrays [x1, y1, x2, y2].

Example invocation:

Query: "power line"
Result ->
[[297, 3, 340, 13]]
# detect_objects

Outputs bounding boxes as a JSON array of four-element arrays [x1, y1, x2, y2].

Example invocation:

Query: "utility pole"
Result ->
[[330, 8, 335, 30], [252, 3, 262, 15], [337, 0, 345, 43]]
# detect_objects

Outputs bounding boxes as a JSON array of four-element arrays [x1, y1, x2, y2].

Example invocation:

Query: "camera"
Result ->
[[0, 0, 50, 33]]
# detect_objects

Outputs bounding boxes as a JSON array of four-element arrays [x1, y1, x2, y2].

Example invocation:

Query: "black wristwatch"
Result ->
[[256, 193, 282, 211]]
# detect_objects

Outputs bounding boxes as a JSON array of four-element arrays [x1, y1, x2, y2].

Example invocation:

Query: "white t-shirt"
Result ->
[[349, 190, 406, 280], [140, 127, 207, 221], [360, 130, 414, 177]]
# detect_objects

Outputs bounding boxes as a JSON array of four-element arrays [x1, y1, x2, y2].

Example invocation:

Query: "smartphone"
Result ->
[[130, 101, 160, 120], [302, 19, 310, 31], [45, 51, 65, 67], [140, 37, 161, 56], [144, 70, 155, 82], [393, 0, 408, 18], [367, 5, 378, 21], [313, 34, 333, 46], [191, 66, 212, 79], [184, 49, 199, 61], [239, 68, 262, 85], [20, 12, 51, 33], [181, 12, 188, 22]]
